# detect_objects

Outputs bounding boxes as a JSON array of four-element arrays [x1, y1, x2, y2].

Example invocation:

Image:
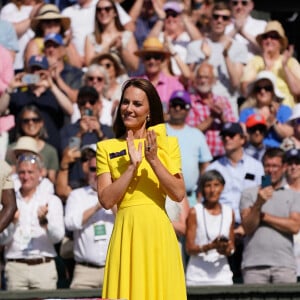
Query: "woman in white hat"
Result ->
[[240, 20, 300, 108], [24, 4, 81, 68], [239, 70, 293, 148]]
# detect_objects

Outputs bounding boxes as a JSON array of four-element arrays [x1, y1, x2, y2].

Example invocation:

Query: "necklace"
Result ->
[[202, 203, 223, 242]]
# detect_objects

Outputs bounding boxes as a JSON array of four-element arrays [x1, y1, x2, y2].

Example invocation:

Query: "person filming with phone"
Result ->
[[0, 55, 73, 151], [240, 147, 300, 284], [60, 86, 113, 189]]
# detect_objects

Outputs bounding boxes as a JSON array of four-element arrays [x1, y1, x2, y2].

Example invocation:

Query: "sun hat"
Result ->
[[256, 21, 288, 50], [245, 114, 267, 128], [13, 136, 39, 155], [91, 52, 125, 77], [163, 1, 183, 13], [220, 122, 244, 136], [44, 33, 64, 46], [134, 37, 171, 58], [247, 70, 285, 101], [30, 4, 70, 32]]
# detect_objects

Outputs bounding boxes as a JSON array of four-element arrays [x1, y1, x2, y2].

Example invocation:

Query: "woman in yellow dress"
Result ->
[[96, 78, 187, 300]]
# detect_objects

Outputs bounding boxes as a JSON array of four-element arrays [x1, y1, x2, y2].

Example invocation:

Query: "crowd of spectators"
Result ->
[[1, 0, 300, 290]]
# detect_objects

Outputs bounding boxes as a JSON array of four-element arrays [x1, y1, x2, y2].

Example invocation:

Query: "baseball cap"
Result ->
[[44, 33, 64, 46], [285, 148, 300, 163], [220, 122, 244, 136], [245, 114, 267, 128], [169, 90, 191, 109], [28, 55, 49, 70], [163, 1, 182, 13]]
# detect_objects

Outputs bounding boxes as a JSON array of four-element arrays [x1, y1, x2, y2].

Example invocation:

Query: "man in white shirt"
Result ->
[[0, 154, 64, 290], [225, 0, 267, 61], [64, 145, 115, 288]]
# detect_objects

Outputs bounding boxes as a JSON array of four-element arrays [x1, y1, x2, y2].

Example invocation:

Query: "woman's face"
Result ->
[[20, 110, 43, 138], [99, 58, 116, 80], [120, 86, 150, 131], [86, 70, 105, 94], [261, 31, 282, 54], [96, 0, 116, 26], [41, 19, 62, 36], [254, 79, 274, 106], [203, 179, 224, 203]]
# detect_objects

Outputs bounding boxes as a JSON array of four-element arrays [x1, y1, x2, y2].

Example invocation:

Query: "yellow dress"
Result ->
[[96, 124, 187, 300]]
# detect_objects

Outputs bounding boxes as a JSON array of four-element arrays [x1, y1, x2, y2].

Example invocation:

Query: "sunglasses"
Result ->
[[21, 117, 42, 124], [17, 154, 41, 165], [96, 6, 113, 13], [212, 13, 230, 21], [254, 85, 273, 93], [247, 125, 267, 134], [221, 132, 238, 139], [144, 53, 164, 61], [78, 98, 98, 106], [87, 76, 103, 82], [100, 62, 113, 69], [165, 10, 179, 18], [89, 166, 97, 172], [261, 32, 281, 40], [44, 42, 60, 49], [231, 0, 249, 6]]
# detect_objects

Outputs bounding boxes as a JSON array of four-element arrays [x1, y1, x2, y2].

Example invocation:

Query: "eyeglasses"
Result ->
[[100, 62, 113, 69], [231, 0, 249, 6], [212, 13, 230, 21], [247, 125, 267, 134], [21, 117, 42, 124], [144, 53, 164, 61], [165, 10, 179, 18], [87, 76, 103, 82], [261, 32, 281, 40], [17, 154, 40, 165], [96, 6, 113, 13], [89, 166, 97, 172], [254, 85, 273, 93]]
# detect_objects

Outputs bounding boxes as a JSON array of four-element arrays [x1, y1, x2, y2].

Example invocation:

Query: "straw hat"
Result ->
[[256, 21, 288, 50], [134, 37, 171, 57], [13, 136, 39, 156], [91, 52, 126, 77], [31, 4, 70, 32], [247, 70, 285, 101]]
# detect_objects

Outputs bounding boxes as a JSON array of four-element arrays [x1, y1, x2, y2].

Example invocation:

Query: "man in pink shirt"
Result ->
[[134, 37, 184, 118]]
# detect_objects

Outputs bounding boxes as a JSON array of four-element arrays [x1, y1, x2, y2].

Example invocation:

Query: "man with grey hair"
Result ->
[[0, 154, 64, 290], [186, 62, 236, 159]]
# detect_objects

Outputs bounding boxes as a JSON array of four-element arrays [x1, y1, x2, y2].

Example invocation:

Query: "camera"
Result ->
[[84, 108, 93, 116], [22, 74, 40, 85]]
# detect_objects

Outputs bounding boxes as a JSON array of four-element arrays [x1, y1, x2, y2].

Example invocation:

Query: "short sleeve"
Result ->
[[167, 137, 182, 175], [96, 141, 110, 176]]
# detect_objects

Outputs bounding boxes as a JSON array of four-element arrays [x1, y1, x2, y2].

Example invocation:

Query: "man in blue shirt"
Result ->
[[166, 90, 212, 207]]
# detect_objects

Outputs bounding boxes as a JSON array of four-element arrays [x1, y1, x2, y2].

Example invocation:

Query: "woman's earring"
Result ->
[[146, 115, 150, 123]]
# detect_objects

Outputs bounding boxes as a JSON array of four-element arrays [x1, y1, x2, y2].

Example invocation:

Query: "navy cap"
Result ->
[[220, 122, 244, 136], [286, 148, 300, 162], [28, 55, 49, 69]]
